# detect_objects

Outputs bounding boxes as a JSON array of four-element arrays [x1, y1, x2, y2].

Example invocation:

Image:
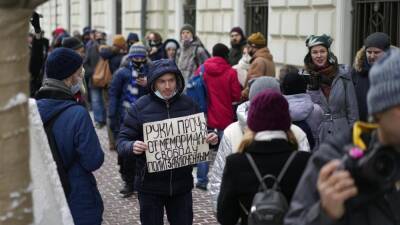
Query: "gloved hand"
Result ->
[[308, 71, 321, 90], [30, 11, 41, 34]]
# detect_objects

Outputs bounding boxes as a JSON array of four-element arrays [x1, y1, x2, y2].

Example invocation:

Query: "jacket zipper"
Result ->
[[166, 101, 173, 196]]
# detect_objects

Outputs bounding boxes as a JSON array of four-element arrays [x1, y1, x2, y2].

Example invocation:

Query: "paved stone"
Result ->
[[93, 125, 219, 225]]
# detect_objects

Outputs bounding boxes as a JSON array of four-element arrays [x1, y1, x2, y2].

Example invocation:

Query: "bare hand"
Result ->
[[317, 160, 358, 220], [206, 132, 219, 145], [136, 77, 147, 87], [132, 141, 148, 155]]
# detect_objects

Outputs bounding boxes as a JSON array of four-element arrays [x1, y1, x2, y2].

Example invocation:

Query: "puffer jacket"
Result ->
[[177, 37, 209, 85], [117, 61, 200, 196], [284, 128, 400, 225], [308, 64, 359, 144], [285, 93, 323, 150], [208, 101, 310, 213], [36, 78, 104, 225]]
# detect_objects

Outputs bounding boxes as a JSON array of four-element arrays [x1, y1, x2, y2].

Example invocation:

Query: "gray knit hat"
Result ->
[[367, 48, 400, 115], [128, 42, 147, 58], [249, 77, 281, 101]]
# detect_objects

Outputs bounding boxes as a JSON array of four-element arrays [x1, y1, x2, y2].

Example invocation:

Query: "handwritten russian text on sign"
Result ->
[[143, 113, 210, 173]]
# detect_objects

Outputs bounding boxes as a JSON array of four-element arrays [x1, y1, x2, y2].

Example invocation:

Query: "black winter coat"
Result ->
[[217, 140, 311, 225], [351, 47, 371, 122], [117, 62, 200, 196]]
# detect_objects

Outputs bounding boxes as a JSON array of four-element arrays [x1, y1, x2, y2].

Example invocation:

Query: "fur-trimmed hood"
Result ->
[[353, 45, 399, 72]]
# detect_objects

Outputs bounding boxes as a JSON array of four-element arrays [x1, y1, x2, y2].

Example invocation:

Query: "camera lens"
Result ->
[[373, 151, 396, 180]]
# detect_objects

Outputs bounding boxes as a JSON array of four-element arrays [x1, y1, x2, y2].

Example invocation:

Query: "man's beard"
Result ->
[[231, 40, 241, 48]]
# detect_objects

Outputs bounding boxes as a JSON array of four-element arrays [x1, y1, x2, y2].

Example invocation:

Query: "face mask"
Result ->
[[154, 90, 177, 100], [71, 79, 82, 94], [149, 40, 159, 47], [132, 60, 145, 68], [242, 53, 251, 63]]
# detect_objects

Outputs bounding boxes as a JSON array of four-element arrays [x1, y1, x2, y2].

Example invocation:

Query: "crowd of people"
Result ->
[[29, 10, 400, 225]]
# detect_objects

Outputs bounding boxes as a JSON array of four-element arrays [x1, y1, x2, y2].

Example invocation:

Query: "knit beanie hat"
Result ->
[[62, 37, 84, 50], [46, 47, 83, 80], [128, 42, 147, 59], [249, 77, 281, 101], [247, 32, 266, 47], [127, 32, 139, 42], [281, 70, 307, 95], [230, 27, 245, 38], [165, 41, 178, 50], [247, 89, 291, 132], [212, 43, 229, 59], [180, 24, 195, 36], [113, 34, 126, 48], [367, 48, 400, 115], [364, 32, 390, 51]]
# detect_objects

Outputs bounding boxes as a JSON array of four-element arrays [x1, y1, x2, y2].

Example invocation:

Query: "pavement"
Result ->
[[93, 125, 219, 225]]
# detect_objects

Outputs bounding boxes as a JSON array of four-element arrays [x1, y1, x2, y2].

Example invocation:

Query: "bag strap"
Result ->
[[43, 104, 76, 198], [245, 153, 268, 191], [275, 151, 298, 189]]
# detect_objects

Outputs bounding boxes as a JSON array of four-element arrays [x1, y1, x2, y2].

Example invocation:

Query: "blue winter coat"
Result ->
[[117, 60, 200, 195], [36, 82, 104, 225], [108, 63, 149, 139]]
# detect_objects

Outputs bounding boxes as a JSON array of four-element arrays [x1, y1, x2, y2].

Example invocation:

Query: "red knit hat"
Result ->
[[247, 90, 291, 132]]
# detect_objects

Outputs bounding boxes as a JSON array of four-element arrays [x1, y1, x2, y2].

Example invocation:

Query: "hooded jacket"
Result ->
[[196, 56, 242, 130], [285, 93, 323, 150], [208, 101, 311, 212], [177, 37, 209, 85], [36, 79, 104, 225], [242, 47, 276, 99], [117, 62, 200, 196], [351, 47, 371, 122]]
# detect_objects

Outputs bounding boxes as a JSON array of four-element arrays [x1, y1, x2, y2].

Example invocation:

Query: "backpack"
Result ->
[[243, 151, 297, 225], [186, 64, 208, 113], [293, 120, 315, 150], [92, 58, 112, 88]]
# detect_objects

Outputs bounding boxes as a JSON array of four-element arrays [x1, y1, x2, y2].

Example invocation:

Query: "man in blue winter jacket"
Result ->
[[117, 59, 218, 225], [36, 47, 104, 225]]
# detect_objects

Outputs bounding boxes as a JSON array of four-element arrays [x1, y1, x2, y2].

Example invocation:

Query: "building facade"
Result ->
[[36, 0, 399, 68]]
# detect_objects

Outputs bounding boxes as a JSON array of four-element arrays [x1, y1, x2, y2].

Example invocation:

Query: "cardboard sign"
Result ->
[[143, 113, 210, 173]]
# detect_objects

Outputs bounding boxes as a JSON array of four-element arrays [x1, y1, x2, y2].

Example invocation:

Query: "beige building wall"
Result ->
[[268, 0, 352, 68], [70, 0, 90, 34], [196, 0, 236, 52], [36, 0, 70, 38], [122, 0, 142, 38]]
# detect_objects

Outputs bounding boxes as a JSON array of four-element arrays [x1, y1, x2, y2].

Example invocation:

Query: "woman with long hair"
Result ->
[[217, 90, 311, 225]]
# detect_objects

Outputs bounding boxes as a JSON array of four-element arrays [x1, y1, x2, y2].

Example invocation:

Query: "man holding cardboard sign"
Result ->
[[117, 59, 218, 225]]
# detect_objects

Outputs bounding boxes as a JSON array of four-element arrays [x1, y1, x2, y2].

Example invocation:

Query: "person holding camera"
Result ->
[[304, 34, 359, 144], [108, 42, 150, 197], [284, 48, 400, 225]]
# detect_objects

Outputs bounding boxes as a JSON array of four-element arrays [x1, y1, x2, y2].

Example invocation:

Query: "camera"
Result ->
[[298, 69, 320, 90], [342, 145, 400, 192]]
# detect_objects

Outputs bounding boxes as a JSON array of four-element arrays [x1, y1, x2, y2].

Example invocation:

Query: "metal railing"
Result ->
[[245, 0, 269, 38], [352, 0, 400, 57]]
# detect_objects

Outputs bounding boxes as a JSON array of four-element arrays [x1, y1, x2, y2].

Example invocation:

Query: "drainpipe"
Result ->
[[140, 0, 147, 40]]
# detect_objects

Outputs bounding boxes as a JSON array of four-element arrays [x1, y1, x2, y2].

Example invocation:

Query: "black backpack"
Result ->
[[243, 152, 297, 225]]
